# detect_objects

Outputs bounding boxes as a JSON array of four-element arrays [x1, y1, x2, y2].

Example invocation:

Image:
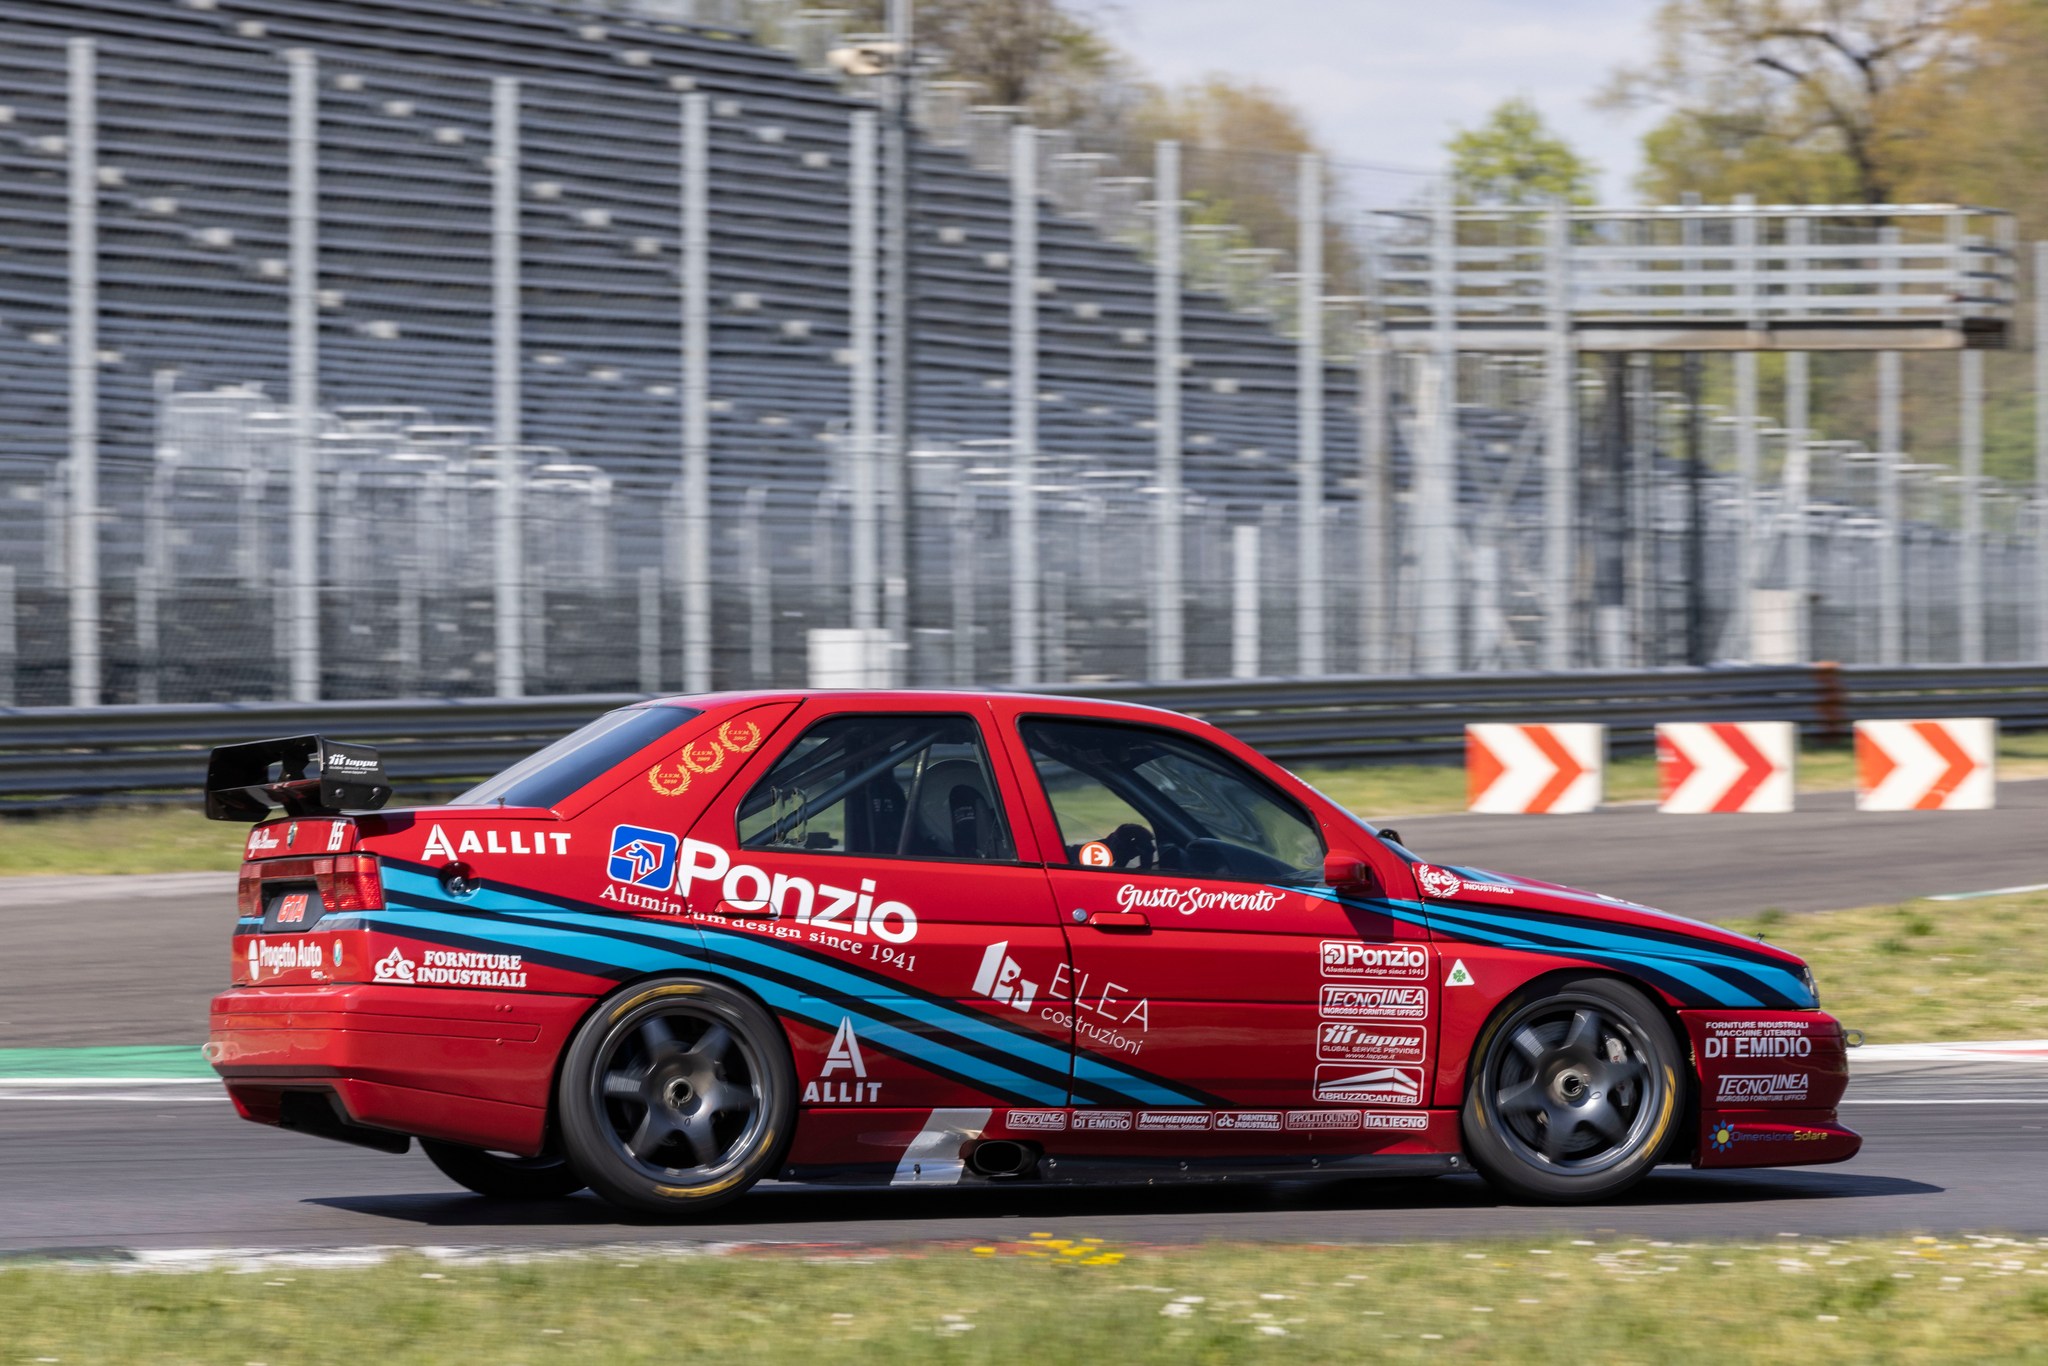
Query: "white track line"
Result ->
[[1839, 1098, 2048, 1106], [1926, 883, 2048, 903], [0, 1077, 219, 1087]]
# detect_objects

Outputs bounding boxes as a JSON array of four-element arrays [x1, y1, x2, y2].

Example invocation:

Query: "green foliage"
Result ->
[[1446, 98, 1597, 206], [1602, 0, 1969, 205], [11, 1237, 2048, 1362]]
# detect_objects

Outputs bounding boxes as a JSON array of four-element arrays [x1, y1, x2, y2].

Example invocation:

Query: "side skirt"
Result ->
[[779, 1151, 1465, 1187]]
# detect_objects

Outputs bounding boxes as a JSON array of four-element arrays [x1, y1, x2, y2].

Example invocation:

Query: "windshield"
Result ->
[[453, 706, 700, 810]]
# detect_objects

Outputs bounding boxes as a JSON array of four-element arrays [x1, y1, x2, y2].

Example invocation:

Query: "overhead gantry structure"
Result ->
[[1365, 197, 2016, 672]]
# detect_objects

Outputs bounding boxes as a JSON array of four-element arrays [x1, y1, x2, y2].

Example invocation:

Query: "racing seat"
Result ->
[[910, 758, 1005, 859]]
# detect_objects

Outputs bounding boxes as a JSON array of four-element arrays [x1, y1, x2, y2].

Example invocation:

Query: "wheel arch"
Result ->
[[545, 966, 802, 1161], [1458, 965, 1696, 1154]]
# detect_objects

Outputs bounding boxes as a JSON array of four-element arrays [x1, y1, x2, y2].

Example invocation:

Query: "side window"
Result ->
[[1020, 718, 1325, 883], [736, 714, 1017, 862]]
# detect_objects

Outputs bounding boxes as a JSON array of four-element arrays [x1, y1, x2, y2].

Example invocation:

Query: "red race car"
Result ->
[[205, 691, 1858, 1212]]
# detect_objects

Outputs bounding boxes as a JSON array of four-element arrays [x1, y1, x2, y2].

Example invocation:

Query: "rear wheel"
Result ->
[[1462, 975, 1683, 1203], [421, 1139, 587, 1200], [557, 976, 793, 1216]]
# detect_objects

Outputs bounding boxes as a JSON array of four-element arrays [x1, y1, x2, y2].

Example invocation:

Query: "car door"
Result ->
[[688, 700, 1074, 1150], [1003, 708, 1434, 1152]]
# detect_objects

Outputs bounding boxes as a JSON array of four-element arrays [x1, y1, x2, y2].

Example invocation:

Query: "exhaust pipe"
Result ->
[[965, 1138, 1040, 1179]]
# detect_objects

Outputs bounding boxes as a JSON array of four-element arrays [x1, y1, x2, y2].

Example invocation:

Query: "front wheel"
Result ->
[[421, 1138, 587, 1200], [1462, 975, 1683, 1203], [557, 976, 794, 1217]]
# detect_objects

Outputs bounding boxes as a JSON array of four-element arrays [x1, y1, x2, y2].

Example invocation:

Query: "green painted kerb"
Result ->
[[0, 1045, 214, 1080]]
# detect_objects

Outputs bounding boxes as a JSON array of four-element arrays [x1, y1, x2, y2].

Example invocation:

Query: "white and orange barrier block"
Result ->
[[1656, 721, 1795, 814], [1855, 718, 1996, 811], [1465, 723, 1604, 814]]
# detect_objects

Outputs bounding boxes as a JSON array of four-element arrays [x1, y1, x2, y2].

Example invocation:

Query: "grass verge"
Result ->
[[1297, 730, 2048, 821], [0, 806, 246, 876], [8, 1234, 2048, 1362], [1724, 889, 2048, 1044]]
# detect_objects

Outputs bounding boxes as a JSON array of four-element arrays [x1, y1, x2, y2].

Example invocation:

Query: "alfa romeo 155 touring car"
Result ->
[[205, 691, 1857, 1213]]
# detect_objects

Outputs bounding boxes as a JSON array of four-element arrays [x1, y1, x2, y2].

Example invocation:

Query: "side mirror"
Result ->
[[1323, 852, 1375, 892]]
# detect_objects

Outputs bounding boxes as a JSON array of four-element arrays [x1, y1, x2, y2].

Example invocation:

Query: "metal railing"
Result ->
[[5, 663, 2046, 810]]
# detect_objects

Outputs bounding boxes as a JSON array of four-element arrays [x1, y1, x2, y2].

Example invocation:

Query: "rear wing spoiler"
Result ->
[[204, 735, 394, 822]]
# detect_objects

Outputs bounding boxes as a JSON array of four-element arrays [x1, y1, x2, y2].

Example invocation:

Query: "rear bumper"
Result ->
[[209, 983, 590, 1156]]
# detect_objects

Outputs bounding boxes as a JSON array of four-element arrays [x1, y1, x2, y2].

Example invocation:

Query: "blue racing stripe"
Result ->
[[1298, 886, 1808, 1009], [1417, 904, 1796, 1008], [372, 868, 1203, 1107]]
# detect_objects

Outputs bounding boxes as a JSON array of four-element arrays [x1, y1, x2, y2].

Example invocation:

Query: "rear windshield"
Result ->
[[453, 707, 700, 811]]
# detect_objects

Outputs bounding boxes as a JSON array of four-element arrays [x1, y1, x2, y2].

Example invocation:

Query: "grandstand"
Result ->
[[0, 0, 1357, 496]]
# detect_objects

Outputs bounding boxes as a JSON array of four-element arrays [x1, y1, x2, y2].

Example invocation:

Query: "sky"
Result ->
[[1098, 0, 1663, 206]]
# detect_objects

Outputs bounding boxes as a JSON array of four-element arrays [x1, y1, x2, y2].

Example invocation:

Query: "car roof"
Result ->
[[642, 689, 1189, 724]]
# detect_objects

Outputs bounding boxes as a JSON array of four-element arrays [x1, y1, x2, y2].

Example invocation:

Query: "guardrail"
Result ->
[[3, 664, 2046, 810]]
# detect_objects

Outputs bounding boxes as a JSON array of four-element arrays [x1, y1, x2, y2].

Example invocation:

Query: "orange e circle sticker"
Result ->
[[1078, 841, 1115, 868]]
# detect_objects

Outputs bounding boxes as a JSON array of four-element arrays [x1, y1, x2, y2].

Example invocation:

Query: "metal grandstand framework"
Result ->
[[0, 0, 2039, 708]]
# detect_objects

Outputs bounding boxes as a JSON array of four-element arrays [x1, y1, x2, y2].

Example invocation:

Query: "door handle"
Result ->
[[1082, 910, 1149, 931]]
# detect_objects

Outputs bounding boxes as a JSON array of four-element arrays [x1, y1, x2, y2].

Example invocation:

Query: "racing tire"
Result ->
[[1461, 975, 1683, 1204], [420, 1139, 588, 1200], [557, 975, 795, 1217]]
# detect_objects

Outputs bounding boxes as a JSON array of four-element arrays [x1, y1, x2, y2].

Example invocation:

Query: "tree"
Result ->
[[1601, 0, 1967, 204], [1883, 0, 2048, 227], [843, 0, 1132, 130], [1447, 97, 1598, 206], [1131, 76, 1357, 290]]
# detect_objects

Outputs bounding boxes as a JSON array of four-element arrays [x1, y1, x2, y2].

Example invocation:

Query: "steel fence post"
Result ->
[[1961, 345, 1985, 663], [1877, 227, 1903, 664], [681, 92, 712, 692], [1152, 139, 1184, 681], [1543, 198, 1573, 670], [1009, 122, 1039, 686], [1784, 214, 1809, 663], [2036, 241, 2048, 659], [1359, 307, 1391, 674], [1416, 181, 1459, 673], [67, 38, 99, 707], [288, 49, 321, 702], [849, 110, 880, 638], [491, 75, 525, 697], [1296, 152, 1325, 675]]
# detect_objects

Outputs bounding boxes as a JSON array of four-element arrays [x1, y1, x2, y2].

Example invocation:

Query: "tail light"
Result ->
[[238, 853, 384, 916], [320, 854, 385, 912], [237, 864, 262, 919]]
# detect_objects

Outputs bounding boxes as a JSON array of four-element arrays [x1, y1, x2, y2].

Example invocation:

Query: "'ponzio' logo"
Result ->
[[600, 832, 920, 944], [1114, 883, 1283, 916], [1319, 941, 1429, 979], [1319, 984, 1430, 1021]]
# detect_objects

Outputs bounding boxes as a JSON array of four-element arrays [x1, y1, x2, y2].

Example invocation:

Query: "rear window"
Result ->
[[454, 707, 700, 811]]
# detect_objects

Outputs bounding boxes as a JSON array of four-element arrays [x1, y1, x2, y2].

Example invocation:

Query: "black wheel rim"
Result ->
[[590, 999, 768, 1186], [1482, 995, 1661, 1177]]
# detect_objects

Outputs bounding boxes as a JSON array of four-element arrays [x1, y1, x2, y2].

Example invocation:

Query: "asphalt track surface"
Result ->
[[2, 788, 2044, 1252], [2, 1063, 2045, 1253]]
